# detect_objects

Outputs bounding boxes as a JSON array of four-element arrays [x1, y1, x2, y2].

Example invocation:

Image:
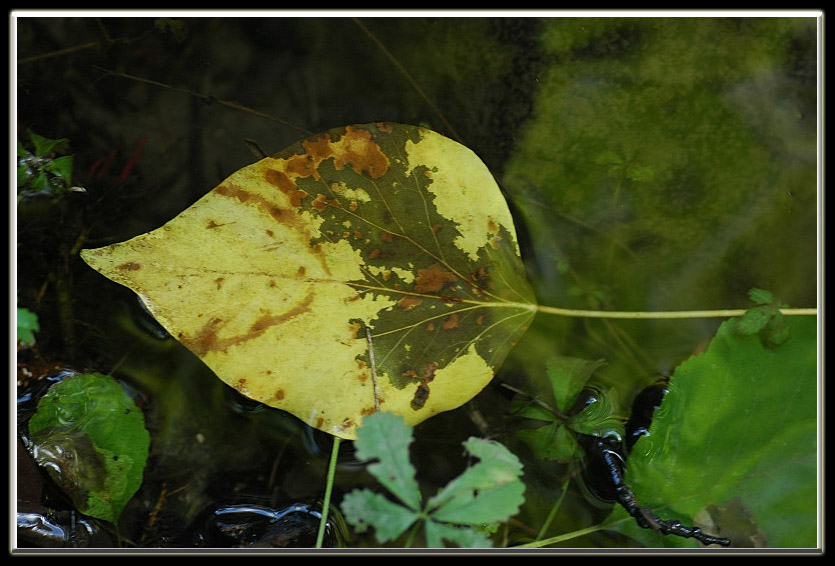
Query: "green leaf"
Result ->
[[427, 437, 525, 525], [80, 123, 536, 439], [27, 373, 150, 524], [340, 410, 525, 547], [734, 304, 774, 335], [341, 488, 420, 543], [424, 521, 492, 548], [516, 423, 581, 462], [17, 305, 40, 345], [605, 316, 817, 547], [28, 130, 68, 157], [546, 357, 607, 414], [748, 288, 775, 305], [43, 154, 74, 184], [353, 411, 422, 511]]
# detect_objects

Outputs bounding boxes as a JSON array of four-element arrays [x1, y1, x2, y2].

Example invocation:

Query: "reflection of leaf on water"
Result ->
[[81, 123, 537, 440]]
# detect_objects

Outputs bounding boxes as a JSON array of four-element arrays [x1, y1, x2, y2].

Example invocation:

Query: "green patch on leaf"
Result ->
[[28, 373, 150, 524], [340, 411, 525, 548]]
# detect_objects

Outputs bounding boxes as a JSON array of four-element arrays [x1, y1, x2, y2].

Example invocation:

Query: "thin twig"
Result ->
[[93, 67, 314, 136], [352, 17, 463, 142]]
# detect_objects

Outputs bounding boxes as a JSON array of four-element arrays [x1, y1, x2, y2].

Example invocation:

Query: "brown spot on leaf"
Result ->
[[266, 229, 274, 237], [415, 264, 459, 293], [353, 230, 363, 240], [369, 249, 381, 259], [476, 314, 484, 325], [262, 170, 308, 207], [275, 389, 285, 401], [206, 220, 223, 229], [297, 266, 306, 277], [215, 277, 224, 289], [442, 313, 459, 330], [181, 292, 315, 356], [316, 417, 324, 428], [331, 125, 390, 179], [312, 193, 328, 211], [471, 265, 490, 282], [117, 262, 141, 271], [380, 231, 395, 243], [349, 200, 359, 212], [487, 218, 499, 233], [431, 223, 441, 234], [397, 296, 423, 311]]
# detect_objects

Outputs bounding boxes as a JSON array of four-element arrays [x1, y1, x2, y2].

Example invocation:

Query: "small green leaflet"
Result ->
[[340, 411, 525, 548], [17, 304, 40, 346]]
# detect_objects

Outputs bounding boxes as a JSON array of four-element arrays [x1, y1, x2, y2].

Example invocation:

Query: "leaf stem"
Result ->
[[534, 305, 817, 320], [315, 437, 341, 549]]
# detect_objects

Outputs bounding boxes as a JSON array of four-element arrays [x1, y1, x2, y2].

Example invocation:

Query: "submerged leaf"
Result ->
[[27, 373, 150, 524], [81, 123, 536, 439]]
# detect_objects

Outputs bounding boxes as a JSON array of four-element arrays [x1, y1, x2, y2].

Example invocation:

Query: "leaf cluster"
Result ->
[[512, 357, 624, 462], [340, 412, 525, 548], [733, 287, 792, 347], [17, 130, 79, 201]]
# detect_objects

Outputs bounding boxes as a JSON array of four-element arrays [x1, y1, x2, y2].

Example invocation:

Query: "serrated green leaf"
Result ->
[[748, 288, 775, 305], [606, 316, 817, 548], [28, 130, 68, 157], [734, 304, 774, 335], [43, 154, 74, 184], [424, 521, 492, 548], [353, 411, 421, 510], [27, 373, 150, 524], [426, 437, 524, 524], [341, 488, 420, 543]]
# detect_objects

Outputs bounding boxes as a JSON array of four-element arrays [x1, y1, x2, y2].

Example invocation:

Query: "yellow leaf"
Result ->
[[81, 123, 536, 439]]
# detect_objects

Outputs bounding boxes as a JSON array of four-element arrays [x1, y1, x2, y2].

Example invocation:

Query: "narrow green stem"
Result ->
[[536, 477, 571, 540], [535, 305, 817, 319], [315, 437, 341, 549]]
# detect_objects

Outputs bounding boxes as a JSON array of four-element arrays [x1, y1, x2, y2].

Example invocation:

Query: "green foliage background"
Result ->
[[16, 15, 817, 548]]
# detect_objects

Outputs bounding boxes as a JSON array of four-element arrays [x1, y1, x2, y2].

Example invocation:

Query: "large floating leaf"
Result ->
[[81, 123, 536, 439], [605, 316, 818, 547]]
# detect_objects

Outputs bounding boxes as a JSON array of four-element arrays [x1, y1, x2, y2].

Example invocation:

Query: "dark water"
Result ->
[[15, 16, 818, 549]]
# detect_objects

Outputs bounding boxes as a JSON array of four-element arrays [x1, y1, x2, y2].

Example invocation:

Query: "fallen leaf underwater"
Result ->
[[81, 123, 537, 440]]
